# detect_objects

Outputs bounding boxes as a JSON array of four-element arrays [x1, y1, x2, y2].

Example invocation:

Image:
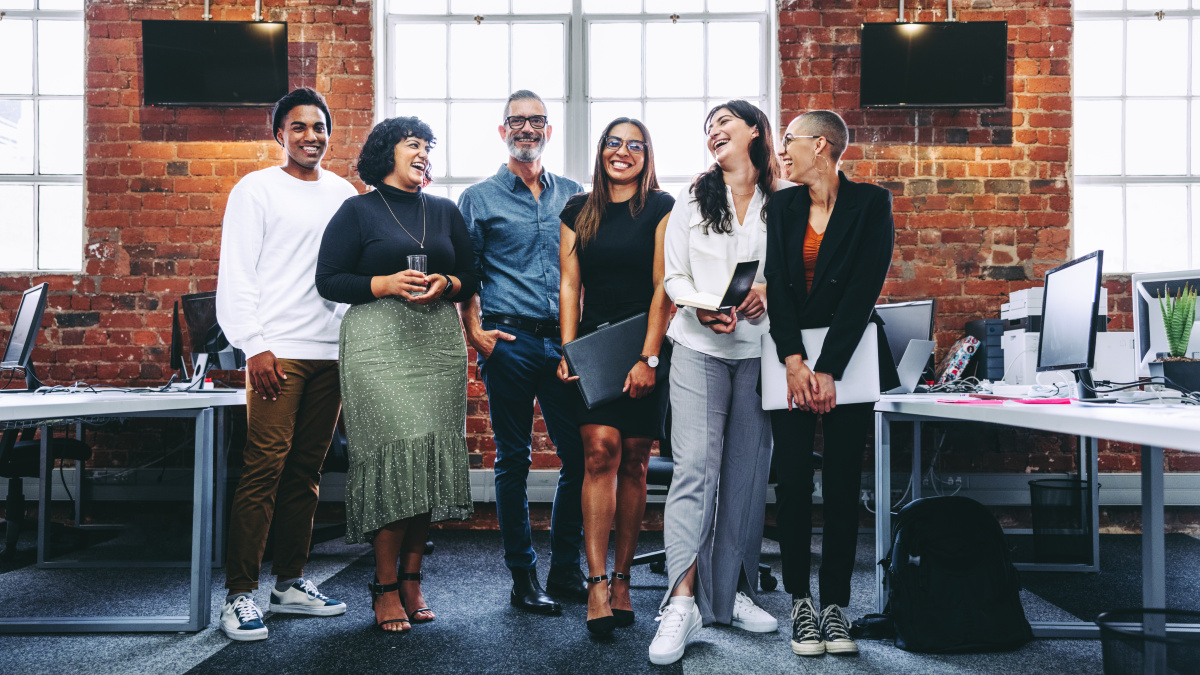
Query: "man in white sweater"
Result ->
[[215, 87, 358, 641]]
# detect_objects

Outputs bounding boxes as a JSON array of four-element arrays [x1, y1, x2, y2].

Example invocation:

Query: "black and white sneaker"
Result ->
[[790, 596, 825, 656], [269, 578, 347, 616], [820, 604, 858, 655], [221, 595, 268, 641]]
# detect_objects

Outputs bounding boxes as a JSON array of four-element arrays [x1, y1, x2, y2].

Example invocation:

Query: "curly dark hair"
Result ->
[[355, 116, 437, 188]]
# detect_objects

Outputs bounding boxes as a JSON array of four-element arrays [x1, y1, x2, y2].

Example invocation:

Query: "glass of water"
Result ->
[[407, 254, 428, 297]]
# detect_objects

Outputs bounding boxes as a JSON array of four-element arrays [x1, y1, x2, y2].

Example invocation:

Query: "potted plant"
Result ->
[[1148, 284, 1200, 394]]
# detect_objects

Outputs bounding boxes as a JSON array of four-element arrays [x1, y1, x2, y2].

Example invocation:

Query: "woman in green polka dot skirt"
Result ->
[[316, 116, 477, 633]]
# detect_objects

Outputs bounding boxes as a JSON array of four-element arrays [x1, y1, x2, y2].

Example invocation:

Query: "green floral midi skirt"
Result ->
[[339, 297, 473, 544]]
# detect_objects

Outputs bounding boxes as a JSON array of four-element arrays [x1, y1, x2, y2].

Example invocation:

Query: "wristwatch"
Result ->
[[639, 354, 659, 368], [435, 273, 453, 298]]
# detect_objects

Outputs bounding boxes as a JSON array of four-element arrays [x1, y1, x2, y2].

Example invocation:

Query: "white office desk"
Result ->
[[874, 396, 1200, 655], [0, 389, 245, 633]]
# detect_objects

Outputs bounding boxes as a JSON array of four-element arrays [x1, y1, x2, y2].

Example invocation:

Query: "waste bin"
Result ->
[[1029, 478, 1095, 564], [1097, 608, 1200, 675]]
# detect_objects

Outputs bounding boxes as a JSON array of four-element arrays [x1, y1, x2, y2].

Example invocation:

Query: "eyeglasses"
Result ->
[[504, 115, 548, 130], [603, 136, 646, 154], [781, 134, 820, 151]]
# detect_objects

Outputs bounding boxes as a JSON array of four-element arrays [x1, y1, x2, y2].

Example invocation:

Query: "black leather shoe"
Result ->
[[546, 564, 589, 603], [510, 568, 561, 615]]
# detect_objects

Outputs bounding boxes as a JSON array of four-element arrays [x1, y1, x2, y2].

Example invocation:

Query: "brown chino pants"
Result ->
[[224, 358, 341, 593]]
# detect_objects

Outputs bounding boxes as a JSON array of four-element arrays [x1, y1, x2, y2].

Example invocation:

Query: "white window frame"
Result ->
[[374, 0, 777, 193], [1073, 5, 1198, 273], [0, 6, 86, 272]]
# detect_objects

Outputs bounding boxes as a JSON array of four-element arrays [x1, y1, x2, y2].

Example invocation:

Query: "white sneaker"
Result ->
[[221, 595, 268, 641], [648, 600, 703, 665], [269, 578, 347, 616], [820, 604, 859, 655], [790, 596, 825, 656], [731, 591, 778, 633]]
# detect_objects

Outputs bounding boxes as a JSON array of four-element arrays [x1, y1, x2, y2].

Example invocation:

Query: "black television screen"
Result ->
[[142, 20, 288, 106], [860, 21, 1007, 108]]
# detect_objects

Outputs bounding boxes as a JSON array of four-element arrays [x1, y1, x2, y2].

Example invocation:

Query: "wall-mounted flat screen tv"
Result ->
[[142, 21, 288, 106], [860, 21, 1007, 108]]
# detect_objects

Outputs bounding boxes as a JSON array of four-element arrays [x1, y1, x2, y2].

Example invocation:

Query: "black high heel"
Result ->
[[399, 570, 434, 623], [610, 572, 635, 627], [585, 574, 616, 636], [368, 577, 410, 633]]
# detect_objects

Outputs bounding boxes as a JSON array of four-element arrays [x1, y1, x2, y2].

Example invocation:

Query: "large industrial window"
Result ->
[[1073, 2, 1197, 273], [376, 0, 776, 201], [0, 0, 85, 271]]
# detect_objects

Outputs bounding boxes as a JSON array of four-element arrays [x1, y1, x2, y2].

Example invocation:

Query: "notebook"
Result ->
[[886, 339, 937, 394], [674, 260, 760, 312], [761, 326, 880, 410], [562, 312, 652, 410]]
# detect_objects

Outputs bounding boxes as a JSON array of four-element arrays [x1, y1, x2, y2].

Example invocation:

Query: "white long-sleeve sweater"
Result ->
[[216, 166, 358, 361]]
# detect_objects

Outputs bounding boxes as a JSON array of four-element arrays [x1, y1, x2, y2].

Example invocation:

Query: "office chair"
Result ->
[[0, 426, 92, 560], [631, 411, 779, 592]]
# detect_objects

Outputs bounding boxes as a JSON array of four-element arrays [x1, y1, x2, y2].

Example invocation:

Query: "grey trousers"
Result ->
[[660, 342, 773, 625]]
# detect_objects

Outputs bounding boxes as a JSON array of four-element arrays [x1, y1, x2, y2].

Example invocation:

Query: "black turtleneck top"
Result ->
[[316, 184, 479, 306]]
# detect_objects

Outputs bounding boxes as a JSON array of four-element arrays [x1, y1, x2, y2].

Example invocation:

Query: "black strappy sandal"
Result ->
[[399, 571, 434, 624], [610, 572, 635, 627], [368, 577, 411, 634], [586, 574, 616, 636]]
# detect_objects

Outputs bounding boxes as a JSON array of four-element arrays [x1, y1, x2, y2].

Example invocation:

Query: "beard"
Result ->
[[507, 131, 545, 162]]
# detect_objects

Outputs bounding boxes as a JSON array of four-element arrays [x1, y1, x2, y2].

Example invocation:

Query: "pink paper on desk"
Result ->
[[937, 399, 1004, 404]]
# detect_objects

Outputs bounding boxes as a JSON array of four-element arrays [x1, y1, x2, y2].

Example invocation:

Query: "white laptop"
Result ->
[[887, 339, 937, 394], [761, 327, 880, 410]]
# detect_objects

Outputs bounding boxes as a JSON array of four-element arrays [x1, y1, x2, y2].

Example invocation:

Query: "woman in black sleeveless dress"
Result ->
[[557, 118, 675, 635]]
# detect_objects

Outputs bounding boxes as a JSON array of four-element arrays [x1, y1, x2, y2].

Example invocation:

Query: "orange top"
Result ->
[[804, 222, 824, 292]]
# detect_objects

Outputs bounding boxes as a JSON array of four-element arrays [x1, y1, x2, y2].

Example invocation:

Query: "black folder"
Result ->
[[562, 312, 651, 410]]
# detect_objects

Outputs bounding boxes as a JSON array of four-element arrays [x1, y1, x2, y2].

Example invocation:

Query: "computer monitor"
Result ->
[[875, 300, 936, 366], [1037, 251, 1103, 399], [171, 291, 245, 389], [1, 283, 49, 392], [1130, 268, 1200, 378]]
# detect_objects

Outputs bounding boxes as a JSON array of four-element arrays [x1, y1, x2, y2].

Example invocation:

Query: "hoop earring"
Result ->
[[814, 154, 824, 174]]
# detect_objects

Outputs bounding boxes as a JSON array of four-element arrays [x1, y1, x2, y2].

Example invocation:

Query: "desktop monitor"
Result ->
[[178, 291, 245, 377], [1037, 251, 1103, 398], [875, 300, 936, 366], [1, 283, 49, 392], [1130, 268, 1200, 378]]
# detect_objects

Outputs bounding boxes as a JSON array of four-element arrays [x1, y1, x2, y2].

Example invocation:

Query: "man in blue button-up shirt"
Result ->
[[458, 90, 587, 615]]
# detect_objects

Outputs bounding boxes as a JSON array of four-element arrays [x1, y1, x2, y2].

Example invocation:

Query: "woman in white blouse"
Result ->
[[647, 100, 789, 666]]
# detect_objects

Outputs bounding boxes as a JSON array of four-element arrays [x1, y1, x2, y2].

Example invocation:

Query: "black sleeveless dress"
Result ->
[[560, 190, 675, 438]]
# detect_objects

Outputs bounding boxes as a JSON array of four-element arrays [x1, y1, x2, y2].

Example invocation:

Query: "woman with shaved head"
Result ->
[[764, 110, 899, 659]]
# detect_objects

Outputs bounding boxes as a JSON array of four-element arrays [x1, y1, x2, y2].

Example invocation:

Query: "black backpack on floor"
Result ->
[[880, 496, 1034, 653]]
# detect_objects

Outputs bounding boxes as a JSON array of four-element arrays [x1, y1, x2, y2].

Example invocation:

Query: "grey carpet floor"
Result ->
[[0, 528, 1163, 674]]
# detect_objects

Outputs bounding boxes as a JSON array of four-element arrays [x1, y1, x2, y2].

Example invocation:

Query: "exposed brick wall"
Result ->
[[0, 0, 372, 419], [0, 0, 1190, 520]]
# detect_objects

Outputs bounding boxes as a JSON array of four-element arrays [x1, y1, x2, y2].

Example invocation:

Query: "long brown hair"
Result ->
[[691, 100, 780, 235], [572, 117, 660, 252]]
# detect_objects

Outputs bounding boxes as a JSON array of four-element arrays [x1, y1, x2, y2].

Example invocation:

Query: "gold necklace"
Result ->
[[377, 188, 426, 248], [730, 186, 756, 196]]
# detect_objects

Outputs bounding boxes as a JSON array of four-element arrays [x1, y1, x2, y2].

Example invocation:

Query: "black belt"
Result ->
[[483, 314, 560, 339]]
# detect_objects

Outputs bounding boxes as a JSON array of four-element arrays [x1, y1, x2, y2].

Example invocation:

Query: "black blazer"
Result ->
[[764, 172, 900, 391]]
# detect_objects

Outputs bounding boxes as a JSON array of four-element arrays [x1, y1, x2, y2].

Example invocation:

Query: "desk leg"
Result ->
[[74, 423, 83, 527], [911, 421, 922, 500], [37, 425, 50, 566], [189, 409, 214, 631], [875, 412, 892, 613], [213, 407, 227, 568], [1142, 445, 1167, 674], [1089, 437, 1100, 570]]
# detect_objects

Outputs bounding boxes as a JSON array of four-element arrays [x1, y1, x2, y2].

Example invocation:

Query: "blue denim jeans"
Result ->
[[478, 320, 584, 571]]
